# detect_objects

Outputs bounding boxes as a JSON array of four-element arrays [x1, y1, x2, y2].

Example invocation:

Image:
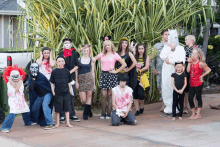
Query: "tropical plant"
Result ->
[[18, 0, 212, 104]]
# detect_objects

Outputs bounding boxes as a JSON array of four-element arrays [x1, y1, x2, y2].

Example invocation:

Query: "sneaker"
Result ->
[[31, 122, 37, 126], [139, 108, 144, 114], [44, 124, 55, 130], [70, 116, 80, 122], [159, 112, 168, 117], [167, 114, 173, 118], [183, 107, 188, 114], [106, 114, 111, 119], [135, 111, 140, 116], [60, 117, 65, 123], [99, 113, 106, 119], [1, 129, 9, 133]]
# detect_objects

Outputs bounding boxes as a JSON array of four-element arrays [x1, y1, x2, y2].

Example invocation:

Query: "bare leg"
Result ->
[[179, 117, 183, 120], [65, 112, 73, 128], [188, 108, 196, 119], [85, 91, 92, 105], [194, 108, 202, 119], [55, 113, 60, 128], [101, 89, 107, 114], [107, 89, 112, 114], [172, 117, 176, 121], [139, 100, 144, 109], [184, 92, 189, 108], [134, 99, 139, 111], [79, 92, 86, 105]]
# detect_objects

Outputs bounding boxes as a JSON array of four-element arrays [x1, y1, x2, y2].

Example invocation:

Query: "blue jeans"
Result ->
[[111, 110, 136, 126], [1, 112, 31, 130], [32, 93, 54, 125], [60, 84, 76, 117]]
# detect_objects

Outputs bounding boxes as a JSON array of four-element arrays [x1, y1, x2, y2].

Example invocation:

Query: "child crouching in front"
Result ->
[[1, 65, 36, 133], [171, 62, 187, 121], [50, 56, 73, 128]]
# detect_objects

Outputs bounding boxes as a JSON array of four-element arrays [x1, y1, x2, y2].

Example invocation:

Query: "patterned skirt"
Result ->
[[78, 72, 94, 92], [99, 71, 118, 89]]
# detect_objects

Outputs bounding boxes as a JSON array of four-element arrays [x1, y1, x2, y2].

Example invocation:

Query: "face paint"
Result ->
[[8, 70, 22, 82], [63, 41, 72, 49]]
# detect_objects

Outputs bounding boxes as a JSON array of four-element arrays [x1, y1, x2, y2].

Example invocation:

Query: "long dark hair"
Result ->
[[117, 39, 129, 55], [135, 43, 147, 66], [41, 47, 51, 61]]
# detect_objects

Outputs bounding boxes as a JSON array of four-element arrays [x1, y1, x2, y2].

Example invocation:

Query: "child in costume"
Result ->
[[36, 47, 55, 80], [1, 65, 35, 133], [187, 48, 211, 120], [50, 56, 73, 128], [93, 37, 126, 119], [111, 73, 137, 126], [75, 44, 95, 120], [171, 62, 187, 121]]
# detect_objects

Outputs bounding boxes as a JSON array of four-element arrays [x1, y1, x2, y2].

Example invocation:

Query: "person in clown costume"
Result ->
[[1, 65, 36, 133]]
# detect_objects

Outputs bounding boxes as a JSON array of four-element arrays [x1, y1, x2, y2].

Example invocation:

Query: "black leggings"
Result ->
[[172, 90, 184, 117], [188, 84, 203, 108], [133, 81, 150, 100]]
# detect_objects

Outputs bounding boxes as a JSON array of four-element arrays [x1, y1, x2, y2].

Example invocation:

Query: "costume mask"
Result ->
[[30, 63, 39, 78], [168, 29, 179, 48], [8, 70, 22, 81], [63, 41, 72, 49]]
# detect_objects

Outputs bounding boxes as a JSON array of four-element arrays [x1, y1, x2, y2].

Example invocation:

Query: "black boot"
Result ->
[[88, 105, 93, 117], [139, 108, 144, 114], [83, 104, 89, 120]]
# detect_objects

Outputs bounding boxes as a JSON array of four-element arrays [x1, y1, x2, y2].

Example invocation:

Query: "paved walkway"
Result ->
[[0, 93, 220, 147]]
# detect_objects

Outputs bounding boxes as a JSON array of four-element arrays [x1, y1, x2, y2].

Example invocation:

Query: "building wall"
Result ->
[[3, 15, 10, 49], [0, 15, 3, 48], [13, 16, 23, 48]]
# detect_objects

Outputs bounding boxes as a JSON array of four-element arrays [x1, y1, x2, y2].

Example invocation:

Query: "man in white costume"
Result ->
[[160, 29, 185, 117]]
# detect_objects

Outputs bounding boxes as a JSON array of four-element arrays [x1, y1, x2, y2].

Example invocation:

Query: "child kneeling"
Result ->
[[1, 65, 35, 133], [111, 73, 137, 126], [50, 56, 73, 128]]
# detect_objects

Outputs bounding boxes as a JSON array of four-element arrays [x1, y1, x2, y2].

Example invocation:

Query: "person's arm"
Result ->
[[109, 58, 127, 74], [179, 77, 187, 94], [36, 51, 43, 66], [9, 79, 17, 88], [68, 83, 72, 93], [92, 53, 102, 63], [140, 55, 150, 72], [122, 95, 133, 118], [199, 62, 211, 82], [124, 52, 137, 72], [75, 70, 79, 90], [187, 57, 191, 73], [112, 90, 117, 110], [70, 52, 79, 74], [171, 77, 179, 93], [15, 80, 23, 94], [51, 83, 55, 96], [49, 51, 55, 67], [91, 60, 96, 89]]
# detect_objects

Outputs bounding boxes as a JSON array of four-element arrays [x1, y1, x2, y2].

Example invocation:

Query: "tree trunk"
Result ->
[[202, 19, 210, 57]]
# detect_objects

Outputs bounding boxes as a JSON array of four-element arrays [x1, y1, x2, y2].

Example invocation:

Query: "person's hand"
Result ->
[[50, 50, 53, 58], [40, 51, 43, 58], [168, 42, 175, 49], [109, 69, 118, 74], [178, 89, 184, 94], [92, 57, 96, 63], [200, 76, 203, 82], [123, 68, 129, 72], [121, 111, 128, 118], [76, 82, 79, 90], [165, 58, 169, 64], [136, 63, 142, 68], [187, 57, 192, 63], [113, 104, 117, 110], [152, 69, 158, 75], [52, 92, 55, 96]]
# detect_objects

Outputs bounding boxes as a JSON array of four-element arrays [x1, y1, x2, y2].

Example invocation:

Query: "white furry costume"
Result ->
[[160, 30, 185, 114]]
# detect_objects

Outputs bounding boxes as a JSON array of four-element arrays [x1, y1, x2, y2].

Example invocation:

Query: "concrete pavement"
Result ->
[[0, 93, 220, 147]]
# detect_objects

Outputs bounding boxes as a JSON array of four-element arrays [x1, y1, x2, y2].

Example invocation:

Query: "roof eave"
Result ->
[[0, 10, 23, 15]]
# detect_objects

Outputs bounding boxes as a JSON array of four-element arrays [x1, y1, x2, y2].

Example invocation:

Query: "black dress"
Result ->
[[115, 52, 137, 90]]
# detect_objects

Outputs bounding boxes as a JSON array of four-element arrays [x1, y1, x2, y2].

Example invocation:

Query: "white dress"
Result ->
[[7, 82, 30, 114], [160, 45, 185, 114]]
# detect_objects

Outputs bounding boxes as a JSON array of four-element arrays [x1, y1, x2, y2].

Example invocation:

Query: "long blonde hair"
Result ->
[[192, 48, 206, 62], [102, 40, 116, 55]]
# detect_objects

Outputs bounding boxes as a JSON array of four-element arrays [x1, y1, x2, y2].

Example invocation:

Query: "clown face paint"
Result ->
[[63, 41, 72, 49], [8, 70, 22, 83]]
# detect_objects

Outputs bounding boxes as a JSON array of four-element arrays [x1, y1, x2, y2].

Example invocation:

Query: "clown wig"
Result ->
[[2, 64, 26, 83]]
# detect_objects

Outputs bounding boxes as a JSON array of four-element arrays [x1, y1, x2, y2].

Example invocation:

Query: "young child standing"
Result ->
[[171, 62, 187, 121], [1, 65, 35, 133], [36, 47, 55, 80], [75, 44, 95, 120], [187, 48, 211, 119], [50, 56, 73, 128]]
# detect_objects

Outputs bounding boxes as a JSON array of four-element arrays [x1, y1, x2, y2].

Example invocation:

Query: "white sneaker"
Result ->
[[31, 122, 37, 125], [1, 129, 9, 133]]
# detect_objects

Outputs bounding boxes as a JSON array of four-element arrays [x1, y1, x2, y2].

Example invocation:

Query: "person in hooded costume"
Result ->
[[57, 38, 80, 122], [28, 63, 55, 129]]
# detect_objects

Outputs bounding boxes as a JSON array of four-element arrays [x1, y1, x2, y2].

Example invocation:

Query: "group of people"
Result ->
[[0, 29, 211, 133]]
